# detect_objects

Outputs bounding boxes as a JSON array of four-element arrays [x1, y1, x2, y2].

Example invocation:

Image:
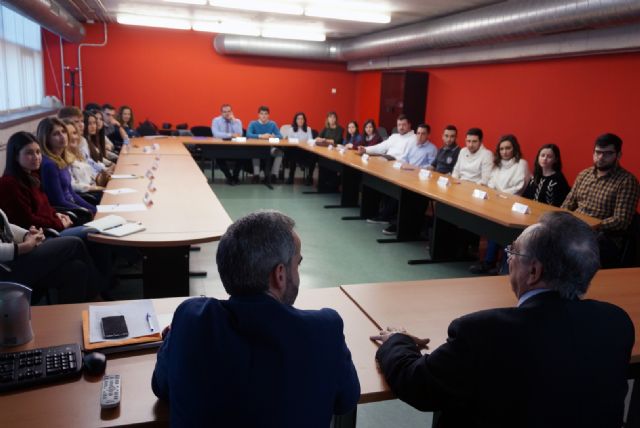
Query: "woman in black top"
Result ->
[[315, 111, 344, 147], [522, 143, 570, 207]]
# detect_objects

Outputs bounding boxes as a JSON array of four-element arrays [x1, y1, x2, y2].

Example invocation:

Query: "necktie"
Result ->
[[226, 120, 231, 134]]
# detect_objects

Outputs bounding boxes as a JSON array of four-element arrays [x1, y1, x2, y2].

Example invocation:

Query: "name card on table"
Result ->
[[288, 138, 299, 144], [393, 161, 403, 169], [147, 180, 157, 192], [268, 137, 280, 143], [361, 154, 370, 163], [155, 154, 161, 161], [307, 139, 316, 146], [152, 143, 160, 152], [232, 137, 247, 143], [338, 148, 346, 155], [437, 176, 450, 187], [472, 189, 488, 199], [145, 169, 155, 180], [327, 144, 334, 151], [151, 160, 159, 171], [143, 192, 153, 207], [511, 202, 531, 214], [419, 169, 432, 180], [142, 145, 152, 154]]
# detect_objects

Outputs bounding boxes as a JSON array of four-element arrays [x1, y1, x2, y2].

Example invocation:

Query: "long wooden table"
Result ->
[[88, 141, 232, 298], [0, 287, 387, 428]]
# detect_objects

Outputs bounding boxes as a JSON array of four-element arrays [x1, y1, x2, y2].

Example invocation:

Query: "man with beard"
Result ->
[[151, 210, 360, 427], [562, 133, 639, 267]]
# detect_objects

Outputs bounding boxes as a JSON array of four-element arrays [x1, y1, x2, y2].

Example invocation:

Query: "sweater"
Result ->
[[452, 145, 494, 185], [247, 120, 282, 139], [487, 158, 530, 195], [69, 159, 97, 193], [319, 126, 344, 145], [0, 175, 64, 230], [40, 156, 96, 213], [365, 131, 417, 159], [0, 208, 28, 263], [522, 172, 571, 207]]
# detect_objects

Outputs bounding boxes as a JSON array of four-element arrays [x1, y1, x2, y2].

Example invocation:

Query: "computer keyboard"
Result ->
[[0, 343, 82, 392]]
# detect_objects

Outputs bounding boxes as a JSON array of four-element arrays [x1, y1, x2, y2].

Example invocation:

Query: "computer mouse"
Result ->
[[83, 352, 107, 376]]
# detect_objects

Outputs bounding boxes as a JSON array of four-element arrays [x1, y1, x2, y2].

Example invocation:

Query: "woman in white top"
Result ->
[[470, 134, 529, 275], [284, 112, 315, 185], [63, 119, 107, 201]]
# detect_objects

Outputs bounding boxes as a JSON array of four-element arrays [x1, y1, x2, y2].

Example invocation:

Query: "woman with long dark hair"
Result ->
[[522, 143, 570, 207], [362, 119, 382, 147], [283, 112, 315, 185]]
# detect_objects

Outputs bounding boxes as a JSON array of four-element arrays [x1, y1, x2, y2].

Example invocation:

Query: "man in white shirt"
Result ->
[[211, 104, 244, 185], [357, 115, 416, 159], [451, 128, 493, 185]]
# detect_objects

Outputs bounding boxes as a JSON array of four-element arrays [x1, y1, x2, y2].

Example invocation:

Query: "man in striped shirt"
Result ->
[[562, 133, 639, 267]]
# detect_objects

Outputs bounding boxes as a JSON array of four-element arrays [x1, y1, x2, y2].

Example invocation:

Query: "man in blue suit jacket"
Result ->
[[372, 211, 634, 428], [152, 210, 360, 427]]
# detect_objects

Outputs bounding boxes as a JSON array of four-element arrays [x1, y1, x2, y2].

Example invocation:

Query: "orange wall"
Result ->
[[43, 24, 357, 132], [421, 54, 640, 184]]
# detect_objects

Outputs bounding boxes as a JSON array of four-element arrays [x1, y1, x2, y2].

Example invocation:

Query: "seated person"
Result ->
[[362, 119, 383, 147], [562, 133, 640, 268], [59, 106, 110, 176], [36, 117, 96, 222], [211, 103, 244, 185], [152, 210, 360, 426], [62, 119, 107, 201], [95, 110, 119, 162], [470, 134, 530, 274], [372, 211, 634, 428], [117, 105, 139, 138], [315, 111, 344, 147], [372, 124, 436, 235], [344, 121, 363, 149], [451, 127, 493, 185], [282, 112, 314, 185], [0, 208, 100, 304], [102, 103, 128, 149], [522, 143, 570, 207], [428, 125, 461, 174], [246, 106, 283, 183], [357, 115, 416, 160]]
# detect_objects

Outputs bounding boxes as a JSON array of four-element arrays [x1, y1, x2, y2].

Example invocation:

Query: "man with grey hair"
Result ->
[[371, 211, 634, 428], [152, 210, 360, 427]]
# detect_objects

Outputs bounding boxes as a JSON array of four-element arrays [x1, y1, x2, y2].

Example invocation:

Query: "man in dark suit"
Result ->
[[372, 211, 634, 428], [152, 211, 360, 427]]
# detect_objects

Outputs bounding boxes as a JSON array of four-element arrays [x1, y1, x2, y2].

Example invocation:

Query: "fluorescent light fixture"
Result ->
[[192, 21, 260, 36], [261, 25, 325, 42], [116, 14, 191, 30], [163, 0, 207, 5], [209, 0, 303, 16], [305, 6, 390, 23]]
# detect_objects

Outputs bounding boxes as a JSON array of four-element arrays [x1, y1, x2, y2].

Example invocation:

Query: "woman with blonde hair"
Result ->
[[63, 119, 107, 199]]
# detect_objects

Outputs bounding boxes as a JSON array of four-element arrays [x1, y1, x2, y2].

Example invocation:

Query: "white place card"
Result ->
[[307, 139, 316, 146], [142, 146, 152, 153], [152, 143, 160, 151], [143, 192, 153, 207], [393, 161, 403, 169], [327, 144, 334, 150], [97, 203, 147, 213], [512, 202, 531, 214], [472, 189, 488, 199], [232, 137, 247, 143], [154, 155, 161, 161], [288, 138, 299, 144], [110, 174, 138, 179], [145, 169, 155, 179], [338, 148, 346, 155], [151, 161, 159, 171], [419, 169, 431, 180], [103, 188, 137, 195], [437, 176, 450, 187], [361, 154, 370, 163], [268, 137, 280, 143], [147, 180, 157, 192]]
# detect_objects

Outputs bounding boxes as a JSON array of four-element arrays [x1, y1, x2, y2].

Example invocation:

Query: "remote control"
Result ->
[[100, 374, 121, 409]]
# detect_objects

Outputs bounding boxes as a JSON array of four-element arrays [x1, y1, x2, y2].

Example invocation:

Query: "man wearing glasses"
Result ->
[[561, 133, 639, 267], [371, 211, 633, 428], [211, 103, 244, 185]]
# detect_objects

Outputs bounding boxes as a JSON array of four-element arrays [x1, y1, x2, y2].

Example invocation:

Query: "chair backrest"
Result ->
[[176, 123, 188, 130], [177, 129, 193, 136], [280, 124, 292, 137], [377, 126, 388, 140], [137, 120, 159, 136], [311, 129, 319, 139], [190, 126, 213, 137]]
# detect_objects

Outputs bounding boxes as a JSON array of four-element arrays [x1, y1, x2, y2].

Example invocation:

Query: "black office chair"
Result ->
[[620, 213, 640, 267], [190, 126, 213, 137], [377, 127, 388, 140]]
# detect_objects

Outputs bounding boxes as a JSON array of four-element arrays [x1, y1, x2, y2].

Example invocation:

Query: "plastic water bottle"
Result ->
[[121, 138, 130, 154]]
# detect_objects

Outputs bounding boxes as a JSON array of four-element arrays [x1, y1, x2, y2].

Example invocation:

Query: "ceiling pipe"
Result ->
[[213, 0, 640, 63], [1, 0, 85, 43]]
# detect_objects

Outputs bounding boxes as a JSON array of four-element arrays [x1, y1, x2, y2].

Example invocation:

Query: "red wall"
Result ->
[[43, 24, 356, 132], [422, 54, 640, 184]]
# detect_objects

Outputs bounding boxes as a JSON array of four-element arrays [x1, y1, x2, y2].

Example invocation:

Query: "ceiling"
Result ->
[[55, 0, 505, 40]]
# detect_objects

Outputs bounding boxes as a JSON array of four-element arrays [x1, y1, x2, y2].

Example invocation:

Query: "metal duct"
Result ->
[[213, 0, 640, 62], [347, 23, 640, 70], [2, 0, 85, 43], [213, 35, 339, 61]]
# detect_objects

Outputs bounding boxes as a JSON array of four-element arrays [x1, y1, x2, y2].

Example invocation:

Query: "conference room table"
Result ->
[[0, 287, 387, 428], [88, 139, 232, 298], [127, 136, 599, 260], [341, 267, 640, 425]]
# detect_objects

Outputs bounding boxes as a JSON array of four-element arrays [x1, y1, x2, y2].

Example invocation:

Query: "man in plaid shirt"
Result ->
[[562, 133, 639, 267]]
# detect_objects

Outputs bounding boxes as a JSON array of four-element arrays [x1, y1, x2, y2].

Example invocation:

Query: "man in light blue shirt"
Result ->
[[211, 104, 244, 185], [247, 106, 283, 183], [398, 124, 437, 168]]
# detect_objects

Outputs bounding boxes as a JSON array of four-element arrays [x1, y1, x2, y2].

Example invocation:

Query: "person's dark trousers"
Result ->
[[217, 159, 241, 182], [598, 232, 624, 268], [288, 151, 316, 183], [0, 236, 100, 303], [380, 196, 399, 223]]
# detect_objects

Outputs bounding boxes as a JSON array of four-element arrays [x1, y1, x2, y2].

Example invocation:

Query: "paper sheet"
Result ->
[[97, 203, 147, 213], [103, 188, 137, 195], [110, 174, 139, 179], [89, 300, 159, 343]]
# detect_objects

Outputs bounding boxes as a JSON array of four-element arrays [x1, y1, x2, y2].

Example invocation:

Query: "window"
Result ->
[[0, 5, 44, 115]]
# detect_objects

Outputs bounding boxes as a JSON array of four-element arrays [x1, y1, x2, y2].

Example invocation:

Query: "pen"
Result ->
[[146, 312, 155, 332]]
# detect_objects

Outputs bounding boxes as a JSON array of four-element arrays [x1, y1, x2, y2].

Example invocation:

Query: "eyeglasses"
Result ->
[[594, 150, 616, 157], [504, 244, 528, 260]]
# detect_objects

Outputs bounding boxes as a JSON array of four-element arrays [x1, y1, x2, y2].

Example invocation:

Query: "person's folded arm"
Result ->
[[599, 175, 640, 232]]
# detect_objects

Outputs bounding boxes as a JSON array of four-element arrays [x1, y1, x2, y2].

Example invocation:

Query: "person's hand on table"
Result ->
[[315, 137, 326, 144], [357, 146, 367, 155], [370, 326, 430, 350], [56, 213, 73, 228], [345, 143, 353, 149], [259, 133, 274, 139]]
